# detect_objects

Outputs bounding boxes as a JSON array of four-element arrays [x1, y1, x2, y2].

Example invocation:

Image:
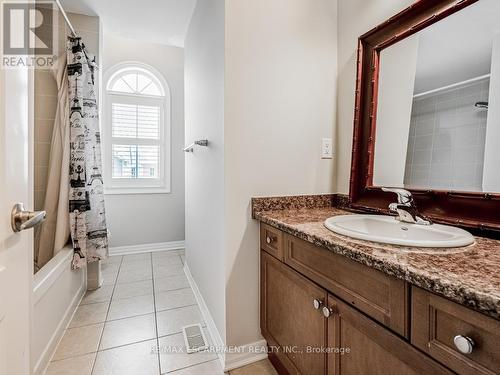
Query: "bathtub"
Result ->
[[32, 246, 86, 375]]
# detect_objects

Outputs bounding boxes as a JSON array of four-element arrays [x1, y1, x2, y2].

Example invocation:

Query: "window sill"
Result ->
[[104, 187, 171, 195]]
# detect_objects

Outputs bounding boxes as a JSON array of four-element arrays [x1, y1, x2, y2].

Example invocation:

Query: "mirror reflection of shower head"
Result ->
[[475, 101, 488, 109]]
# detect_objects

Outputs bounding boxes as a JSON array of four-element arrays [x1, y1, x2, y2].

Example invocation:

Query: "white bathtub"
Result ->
[[32, 246, 86, 375]]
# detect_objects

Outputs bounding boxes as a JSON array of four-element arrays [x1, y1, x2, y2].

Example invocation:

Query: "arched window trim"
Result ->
[[102, 62, 171, 195], [106, 66, 166, 98]]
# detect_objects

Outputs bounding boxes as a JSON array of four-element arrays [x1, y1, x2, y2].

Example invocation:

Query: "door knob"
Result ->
[[453, 335, 475, 354], [322, 306, 335, 318], [313, 299, 324, 310], [11, 203, 46, 232]]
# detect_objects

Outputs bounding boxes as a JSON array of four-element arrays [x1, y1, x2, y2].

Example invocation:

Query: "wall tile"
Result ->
[[405, 78, 488, 191]]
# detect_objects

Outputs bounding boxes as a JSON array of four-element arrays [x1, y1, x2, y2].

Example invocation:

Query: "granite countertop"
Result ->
[[253, 202, 500, 320]]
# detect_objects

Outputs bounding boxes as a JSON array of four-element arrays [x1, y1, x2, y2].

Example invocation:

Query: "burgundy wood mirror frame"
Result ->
[[349, 0, 500, 233]]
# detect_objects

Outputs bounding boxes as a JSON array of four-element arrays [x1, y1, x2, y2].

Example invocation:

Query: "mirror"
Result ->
[[373, 0, 500, 193]]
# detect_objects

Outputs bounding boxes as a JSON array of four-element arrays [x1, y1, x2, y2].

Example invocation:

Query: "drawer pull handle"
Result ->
[[266, 236, 275, 244], [322, 306, 336, 318], [454, 335, 475, 354], [313, 299, 324, 310]]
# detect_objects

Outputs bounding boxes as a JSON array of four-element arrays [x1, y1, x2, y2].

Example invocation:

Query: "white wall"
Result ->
[[336, 0, 415, 194], [373, 35, 418, 187], [185, 0, 337, 356], [184, 0, 226, 343], [224, 0, 337, 347], [483, 33, 500, 192], [102, 35, 185, 247]]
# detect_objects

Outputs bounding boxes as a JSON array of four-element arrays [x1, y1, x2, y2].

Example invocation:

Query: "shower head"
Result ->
[[475, 101, 488, 109]]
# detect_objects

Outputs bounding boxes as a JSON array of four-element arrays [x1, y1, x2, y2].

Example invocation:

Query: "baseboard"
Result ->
[[33, 273, 86, 375], [183, 263, 268, 372], [183, 263, 226, 369], [109, 241, 185, 256], [224, 339, 268, 371]]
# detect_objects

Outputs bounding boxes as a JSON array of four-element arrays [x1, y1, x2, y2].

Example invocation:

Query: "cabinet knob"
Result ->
[[453, 335, 475, 354], [313, 299, 324, 310], [322, 306, 335, 318], [266, 236, 275, 244]]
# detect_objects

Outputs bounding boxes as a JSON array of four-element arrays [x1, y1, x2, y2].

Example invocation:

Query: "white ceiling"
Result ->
[[60, 0, 197, 47], [413, 0, 500, 94]]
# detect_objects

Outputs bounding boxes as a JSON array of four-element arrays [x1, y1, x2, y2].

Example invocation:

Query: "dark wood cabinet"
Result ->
[[326, 294, 451, 375], [284, 234, 409, 337], [261, 223, 284, 261], [261, 251, 328, 374], [260, 225, 499, 375], [412, 286, 500, 375]]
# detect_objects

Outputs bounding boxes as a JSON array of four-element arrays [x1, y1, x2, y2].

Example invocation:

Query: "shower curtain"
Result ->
[[36, 37, 108, 270], [35, 51, 71, 269], [67, 37, 108, 269]]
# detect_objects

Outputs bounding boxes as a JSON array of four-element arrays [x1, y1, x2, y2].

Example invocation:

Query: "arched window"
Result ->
[[103, 63, 170, 194]]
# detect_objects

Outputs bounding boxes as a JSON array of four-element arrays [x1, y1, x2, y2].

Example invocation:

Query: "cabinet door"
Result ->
[[326, 295, 453, 375], [412, 286, 500, 375], [261, 251, 327, 375]]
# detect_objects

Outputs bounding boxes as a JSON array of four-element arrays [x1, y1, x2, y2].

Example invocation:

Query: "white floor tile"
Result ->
[[45, 353, 96, 375], [156, 305, 204, 337], [152, 254, 182, 267], [117, 265, 153, 284], [155, 288, 196, 312], [153, 250, 183, 259], [153, 263, 184, 278], [52, 324, 103, 361], [81, 285, 114, 305], [102, 266, 120, 285], [229, 360, 278, 375], [107, 294, 155, 321], [113, 279, 153, 300], [48, 251, 265, 375], [122, 253, 152, 264], [120, 260, 152, 272], [154, 274, 189, 293], [158, 330, 217, 373], [100, 313, 156, 350], [93, 340, 160, 375], [69, 302, 109, 328], [170, 359, 224, 375]]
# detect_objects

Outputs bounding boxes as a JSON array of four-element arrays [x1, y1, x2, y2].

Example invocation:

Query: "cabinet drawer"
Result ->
[[260, 223, 284, 260], [412, 287, 500, 375], [284, 234, 409, 337]]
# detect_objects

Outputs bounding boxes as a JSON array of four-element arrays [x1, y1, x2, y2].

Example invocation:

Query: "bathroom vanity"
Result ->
[[254, 199, 500, 375], [253, 1, 500, 373]]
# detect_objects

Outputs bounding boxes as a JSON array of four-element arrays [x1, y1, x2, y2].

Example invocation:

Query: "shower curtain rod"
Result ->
[[53, 0, 78, 38]]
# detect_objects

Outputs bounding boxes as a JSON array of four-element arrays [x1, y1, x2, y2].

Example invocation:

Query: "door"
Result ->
[[0, 30, 34, 375], [326, 294, 453, 375], [261, 252, 327, 375]]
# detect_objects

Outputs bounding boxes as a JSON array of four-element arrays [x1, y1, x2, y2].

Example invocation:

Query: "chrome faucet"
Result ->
[[382, 188, 432, 225]]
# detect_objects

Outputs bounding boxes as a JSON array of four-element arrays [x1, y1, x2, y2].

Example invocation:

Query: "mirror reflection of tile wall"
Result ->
[[404, 78, 489, 191]]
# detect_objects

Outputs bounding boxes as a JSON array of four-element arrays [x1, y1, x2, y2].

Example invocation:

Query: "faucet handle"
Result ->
[[382, 187, 413, 205]]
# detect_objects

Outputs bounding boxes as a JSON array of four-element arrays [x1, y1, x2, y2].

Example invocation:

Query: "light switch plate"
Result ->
[[321, 138, 333, 159]]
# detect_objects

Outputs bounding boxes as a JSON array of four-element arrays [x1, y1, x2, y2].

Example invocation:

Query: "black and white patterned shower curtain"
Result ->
[[67, 37, 108, 269]]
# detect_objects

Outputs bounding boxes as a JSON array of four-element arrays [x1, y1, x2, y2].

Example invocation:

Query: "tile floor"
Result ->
[[46, 250, 277, 375]]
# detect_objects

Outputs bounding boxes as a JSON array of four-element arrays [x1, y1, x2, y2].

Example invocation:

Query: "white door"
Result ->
[[0, 37, 34, 375]]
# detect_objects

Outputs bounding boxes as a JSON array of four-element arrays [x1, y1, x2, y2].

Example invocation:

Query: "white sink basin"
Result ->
[[324, 215, 474, 248]]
